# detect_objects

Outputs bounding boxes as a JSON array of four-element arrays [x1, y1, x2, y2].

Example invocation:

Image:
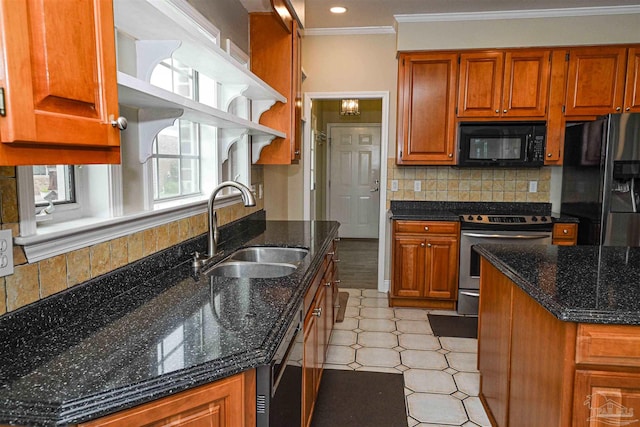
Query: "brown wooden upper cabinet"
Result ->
[[564, 46, 629, 116], [250, 13, 302, 165], [457, 49, 551, 119], [396, 52, 458, 165], [624, 47, 640, 113], [0, 0, 122, 165]]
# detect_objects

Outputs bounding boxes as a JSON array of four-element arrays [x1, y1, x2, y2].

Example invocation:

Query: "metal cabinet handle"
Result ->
[[313, 307, 322, 317], [325, 282, 332, 287], [563, 229, 568, 234], [448, 153, 453, 158], [626, 107, 631, 111], [503, 109, 507, 113], [427, 243, 432, 247], [616, 107, 621, 111], [111, 116, 128, 130], [424, 226, 429, 231], [495, 109, 499, 113], [420, 243, 425, 247], [547, 153, 552, 157]]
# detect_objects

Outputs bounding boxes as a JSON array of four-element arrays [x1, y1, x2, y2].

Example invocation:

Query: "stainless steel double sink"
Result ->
[[205, 247, 309, 278]]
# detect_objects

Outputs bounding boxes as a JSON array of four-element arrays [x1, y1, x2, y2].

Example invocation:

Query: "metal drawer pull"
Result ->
[[313, 307, 322, 317], [462, 232, 550, 240], [461, 291, 480, 298]]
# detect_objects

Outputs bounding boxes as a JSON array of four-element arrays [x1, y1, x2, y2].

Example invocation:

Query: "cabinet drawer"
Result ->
[[576, 324, 640, 368], [394, 221, 459, 235], [553, 223, 577, 240]]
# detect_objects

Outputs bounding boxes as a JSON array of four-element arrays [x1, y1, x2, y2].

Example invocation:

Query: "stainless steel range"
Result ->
[[457, 213, 553, 315]]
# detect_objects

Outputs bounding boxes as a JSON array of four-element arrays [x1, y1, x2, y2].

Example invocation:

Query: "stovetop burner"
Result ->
[[459, 214, 553, 230]]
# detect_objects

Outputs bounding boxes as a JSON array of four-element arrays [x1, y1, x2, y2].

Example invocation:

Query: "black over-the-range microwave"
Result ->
[[457, 122, 546, 167]]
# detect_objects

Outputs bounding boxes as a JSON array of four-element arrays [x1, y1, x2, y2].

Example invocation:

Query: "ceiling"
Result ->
[[239, 0, 640, 29]]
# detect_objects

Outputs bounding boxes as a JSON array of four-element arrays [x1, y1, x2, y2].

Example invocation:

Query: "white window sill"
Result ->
[[15, 193, 244, 263]]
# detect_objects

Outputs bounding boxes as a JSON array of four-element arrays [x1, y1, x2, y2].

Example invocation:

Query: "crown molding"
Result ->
[[304, 26, 396, 36], [394, 5, 640, 23]]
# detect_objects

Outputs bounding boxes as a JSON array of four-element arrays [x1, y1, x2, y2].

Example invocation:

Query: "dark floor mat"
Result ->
[[310, 370, 406, 427], [335, 292, 349, 323], [428, 314, 478, 339]]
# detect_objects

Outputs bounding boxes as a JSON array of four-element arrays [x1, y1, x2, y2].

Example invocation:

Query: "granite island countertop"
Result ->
[[475, 244, 640, 325], [0, 212, 339, 426]]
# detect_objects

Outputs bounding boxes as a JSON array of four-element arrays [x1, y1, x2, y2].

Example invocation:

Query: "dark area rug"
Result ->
[[428, 314, 478, 339], [335, 292, 349, 323], [310, 370, 406, 427]]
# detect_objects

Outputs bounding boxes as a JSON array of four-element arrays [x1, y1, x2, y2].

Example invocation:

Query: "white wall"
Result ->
[[267, 33, 398, 220]]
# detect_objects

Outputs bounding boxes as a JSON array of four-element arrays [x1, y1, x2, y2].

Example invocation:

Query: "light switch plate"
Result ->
[[529, 181, 538, 193], [414, 180, 421, 192], [0, 229, 13, 277], [391, 180, 398, 192]]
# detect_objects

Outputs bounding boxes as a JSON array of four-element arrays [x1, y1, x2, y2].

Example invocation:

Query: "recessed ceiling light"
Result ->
[[330, 6, 347, 14]]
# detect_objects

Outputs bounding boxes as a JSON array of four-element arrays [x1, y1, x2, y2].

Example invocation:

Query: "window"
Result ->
[[33, 165, 75, 207], [152, 120, 201, 201]]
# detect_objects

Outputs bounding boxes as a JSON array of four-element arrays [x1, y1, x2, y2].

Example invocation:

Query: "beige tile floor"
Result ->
[[325, 288, 491, 427]]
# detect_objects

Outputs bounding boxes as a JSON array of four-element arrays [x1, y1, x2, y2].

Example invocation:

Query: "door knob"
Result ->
[[370, 188, 379, 192]]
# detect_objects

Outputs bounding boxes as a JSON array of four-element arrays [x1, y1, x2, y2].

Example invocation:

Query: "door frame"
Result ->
[[303, 91, 390, 292]]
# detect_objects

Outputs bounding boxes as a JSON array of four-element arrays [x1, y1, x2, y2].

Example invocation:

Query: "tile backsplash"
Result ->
[[386, 159, 551, 208]]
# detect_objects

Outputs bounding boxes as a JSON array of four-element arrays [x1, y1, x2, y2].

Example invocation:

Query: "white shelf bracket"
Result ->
[[251, 134, 277, 163], [251, 99, 277, 123], [136, 40, 182, 82], [138, 108, 184, 163], [219, 128, 247, 163], [220, 84, 249, 112]]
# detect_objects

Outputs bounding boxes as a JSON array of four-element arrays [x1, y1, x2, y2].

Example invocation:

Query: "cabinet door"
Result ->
[[79, 372, 251, 427], [0, 0, 120, 165], [565, 46, 627, 116], [392, 235, 426, 298], [573, 370, 640, 427], [425, 236, 459, 300], [396, 53, 457, 165], [624, 47, 640, 112], [502, 49, 551, 118], [302, 308, 318, 427], [457, 51, 503, 118]]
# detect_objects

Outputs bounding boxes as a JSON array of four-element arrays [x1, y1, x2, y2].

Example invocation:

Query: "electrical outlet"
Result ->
[[529, 181, 538, 193], [414, 180, 421, 192], [391, 180, 398, 192], [0, 229, 13, 277]]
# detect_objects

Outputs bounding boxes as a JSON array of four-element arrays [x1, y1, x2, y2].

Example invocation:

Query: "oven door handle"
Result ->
[[460, 291, 480, 298], [462, 232, 550, 239]]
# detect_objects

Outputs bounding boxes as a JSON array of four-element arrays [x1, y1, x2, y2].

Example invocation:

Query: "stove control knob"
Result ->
[[467, 215, 474, 221], [541, 216, 548, 222], [531, 216, 538, 222], [476, 215, 483, 221]]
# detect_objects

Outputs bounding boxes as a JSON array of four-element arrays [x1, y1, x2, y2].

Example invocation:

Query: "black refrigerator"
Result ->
[[560, 113, 640, 246]]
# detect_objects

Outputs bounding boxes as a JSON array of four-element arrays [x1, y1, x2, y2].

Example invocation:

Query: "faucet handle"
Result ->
[[192, 251, 209, 269]]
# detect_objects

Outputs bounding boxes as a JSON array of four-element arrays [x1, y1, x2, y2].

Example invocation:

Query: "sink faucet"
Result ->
[[207, 181, 256, 258]]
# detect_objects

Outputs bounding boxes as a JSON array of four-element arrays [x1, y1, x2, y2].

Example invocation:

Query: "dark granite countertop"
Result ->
[[0, 211, 339, 426], [389, 201, 578, 224], [475, 244, 640, 325]]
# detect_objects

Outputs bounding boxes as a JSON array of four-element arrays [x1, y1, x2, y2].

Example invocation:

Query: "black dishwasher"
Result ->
[[256, 304, 303, 427]]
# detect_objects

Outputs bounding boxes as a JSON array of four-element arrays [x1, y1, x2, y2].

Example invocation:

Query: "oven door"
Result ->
[[458, 229, 552, 314]]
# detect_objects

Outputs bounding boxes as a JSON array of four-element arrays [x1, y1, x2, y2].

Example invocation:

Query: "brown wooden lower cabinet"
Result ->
[[79, 370, 255, 427], [553, 223, 578, 245], [479, 259, 640, 427], [389, 220, 460, 309], [302, 242, 338, 427]]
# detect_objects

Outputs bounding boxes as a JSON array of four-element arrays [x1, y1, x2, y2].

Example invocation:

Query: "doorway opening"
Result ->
[[303, 92, 389, 292]]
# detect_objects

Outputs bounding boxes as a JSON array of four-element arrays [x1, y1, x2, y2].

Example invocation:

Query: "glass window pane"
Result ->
[[150, 63, 173, 92], [198, 74, 216, 108], [33, 165, 74, 206], [156, 123, 180, 155], [180, 158, 200, 195], [157, 158, 180, 199], [180, 121, 198, 156]]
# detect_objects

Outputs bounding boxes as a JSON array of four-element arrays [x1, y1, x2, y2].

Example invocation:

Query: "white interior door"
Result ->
[[328, 124, 381, 238]]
